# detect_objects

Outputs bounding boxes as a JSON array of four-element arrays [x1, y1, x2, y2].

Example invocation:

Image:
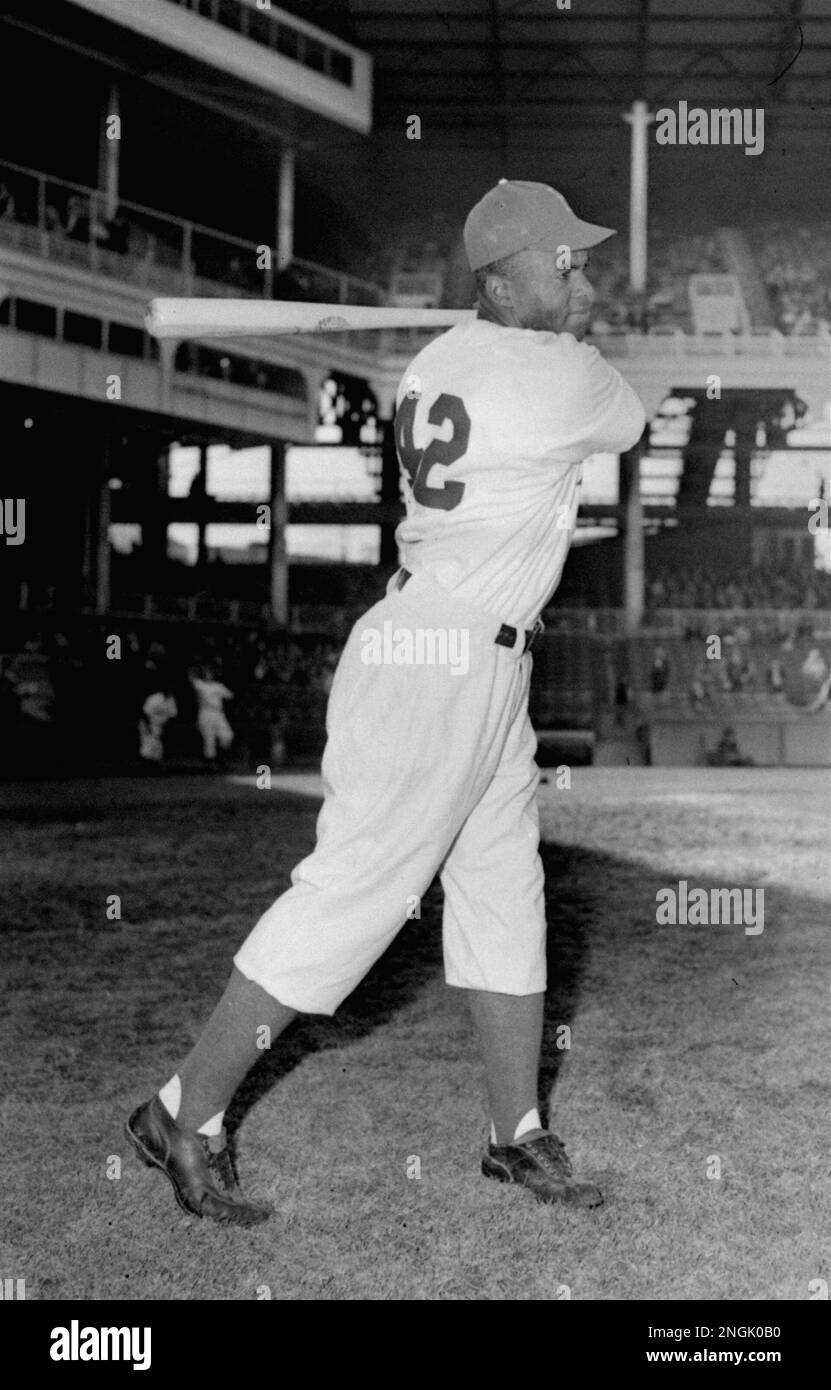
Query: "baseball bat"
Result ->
[[145, 298, 473, 340]]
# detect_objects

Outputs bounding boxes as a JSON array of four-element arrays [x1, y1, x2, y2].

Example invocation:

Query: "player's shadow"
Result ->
[[537, 844, 596, 1126], [224, 838, 594, 1140]]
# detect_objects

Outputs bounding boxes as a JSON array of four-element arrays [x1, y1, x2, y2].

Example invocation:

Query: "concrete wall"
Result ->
[[649, 717, 831, 767]]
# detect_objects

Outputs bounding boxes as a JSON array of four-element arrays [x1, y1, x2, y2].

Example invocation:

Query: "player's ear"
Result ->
[[487, 273, 514, 307]]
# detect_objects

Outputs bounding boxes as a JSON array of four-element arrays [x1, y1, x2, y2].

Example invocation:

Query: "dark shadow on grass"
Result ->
[[224, 838, 596, 1141], [537, 845, 597, 1126]]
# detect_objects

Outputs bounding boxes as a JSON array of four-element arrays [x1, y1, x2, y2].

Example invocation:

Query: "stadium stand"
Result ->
[[746, 220, 831, 336], [353, 210, 831, 341], [0, 160, 386, 308], [570, 221, 726, 334], [528, 543, 831, 768]]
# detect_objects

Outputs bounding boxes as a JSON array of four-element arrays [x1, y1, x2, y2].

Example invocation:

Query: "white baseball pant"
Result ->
[[234, 571, 546, 1014], [198, 710, 233, 760]]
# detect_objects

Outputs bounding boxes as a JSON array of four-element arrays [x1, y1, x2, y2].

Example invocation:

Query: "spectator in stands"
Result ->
[[62, 193, 109, 246], [273, 266, 314, 300], [4, 634, 55, 724], [614, 674, 631, 727], [650, 646, 671, 694], [0, 181, 15, 221], [802, 647, 828, 684], [310, 642, 339, 695], [766, 657, 786, 696], [103, 212, 130, 255], [648, 575, 667, 607], [63, 195, 90, 241], [706, 726, 754, 767], [635, 720, 651, 765], [602, 651, 616, 706], [0, 655, 20, 732], [688, 665, 712, 708], [808, 669, 831, 714], [741, 653, 758, 691], [722, 648, 745, 694], [190, 663, 234, 764], [1, 634, 57, 768]]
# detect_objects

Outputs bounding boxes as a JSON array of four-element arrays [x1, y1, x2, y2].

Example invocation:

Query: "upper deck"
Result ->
[[1, 161, 829, 444], [63, 0, 372, 133]]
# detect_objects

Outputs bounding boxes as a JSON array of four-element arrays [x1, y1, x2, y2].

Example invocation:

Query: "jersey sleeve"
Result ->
[[526, 334, 646, 459]]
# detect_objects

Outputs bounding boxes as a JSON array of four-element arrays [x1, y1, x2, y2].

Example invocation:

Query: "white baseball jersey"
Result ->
[[394, 316, 646, 628], [192, 678, 233, 713], [234, 313, 646, 1016]]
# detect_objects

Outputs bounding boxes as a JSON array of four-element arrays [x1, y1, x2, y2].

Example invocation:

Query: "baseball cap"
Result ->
[[463, 179, 615, 271]]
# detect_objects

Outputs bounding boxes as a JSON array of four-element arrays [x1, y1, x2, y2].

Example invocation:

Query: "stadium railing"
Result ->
[[15, 577, 829, 642], [641, 608, 831, 637], [586, 326, 830, 355], [381, 323, 831, 358], [543, 609, 831, 638], [0, 159, 384, 307], [15, 587, 356, 635], [114, 595, 271, 626]]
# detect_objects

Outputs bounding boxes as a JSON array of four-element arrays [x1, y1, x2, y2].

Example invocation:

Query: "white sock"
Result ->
[[513, 1107, 542, 1142], [158, 1074, 181, 1119], [489, 1108, 544, 1147], [196, 1110, 226, 1137], [158, 1075, 225, 1137]]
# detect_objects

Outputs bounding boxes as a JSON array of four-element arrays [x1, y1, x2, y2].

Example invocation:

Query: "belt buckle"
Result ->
[[525, 617, 545, 653]]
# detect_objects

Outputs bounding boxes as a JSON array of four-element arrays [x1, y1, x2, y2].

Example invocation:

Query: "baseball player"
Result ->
[[138, 687, 178, 763], [190, 665, 234, 761], [126, 181, 646, 1225]]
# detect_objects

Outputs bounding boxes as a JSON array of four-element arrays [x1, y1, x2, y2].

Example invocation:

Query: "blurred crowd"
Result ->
[[646, 563, 831, 612], [608, 632, 831, 728], [0, 180, 132, 256], [589, 227, 724, 333], [0, 623, 342, 777], [683, 636, 831, 711], [751, 221, 831, 336]]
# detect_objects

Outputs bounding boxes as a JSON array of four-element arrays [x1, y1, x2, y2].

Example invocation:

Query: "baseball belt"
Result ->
[[394, 569, 544, 653]]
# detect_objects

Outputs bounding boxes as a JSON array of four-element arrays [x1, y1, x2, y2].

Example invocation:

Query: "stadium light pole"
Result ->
[[268, 442, 289, 628], [621, 438, 646, 635], [99, 82, 120, 221], [95, 445, 112, 615], [277, 147, 296, 272], [623, 100, 654, 296]]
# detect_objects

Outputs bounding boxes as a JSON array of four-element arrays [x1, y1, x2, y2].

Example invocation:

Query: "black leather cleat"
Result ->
[[126, 1096, 272, 1226], [482, 1132, 604, 1209]]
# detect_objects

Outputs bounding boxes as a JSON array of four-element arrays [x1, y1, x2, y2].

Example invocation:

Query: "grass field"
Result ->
[[1, 767, 828, 1301]]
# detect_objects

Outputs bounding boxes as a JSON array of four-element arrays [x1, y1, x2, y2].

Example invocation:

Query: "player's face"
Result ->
[[506, 247, 594, 337]]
